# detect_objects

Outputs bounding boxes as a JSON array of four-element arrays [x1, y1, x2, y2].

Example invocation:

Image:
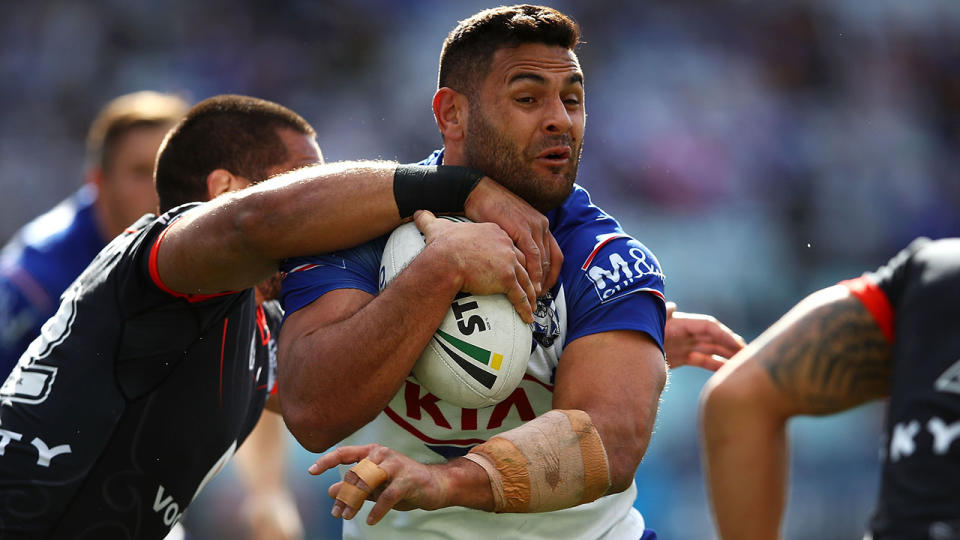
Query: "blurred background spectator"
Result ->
[[1, 0, 957, 538]]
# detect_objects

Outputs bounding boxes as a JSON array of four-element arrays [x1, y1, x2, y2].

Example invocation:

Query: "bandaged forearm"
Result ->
[[463, 409, 610, 513]]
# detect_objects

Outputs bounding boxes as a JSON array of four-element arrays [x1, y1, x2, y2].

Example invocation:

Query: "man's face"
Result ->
[[463, 43, 585, 212], [98, 124, 172, 237], [255, 128, 323, 302]]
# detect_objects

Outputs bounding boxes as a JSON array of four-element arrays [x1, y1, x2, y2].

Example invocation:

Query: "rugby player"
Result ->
[[700, 237, 960, 539], [279, 6, 742, 539]]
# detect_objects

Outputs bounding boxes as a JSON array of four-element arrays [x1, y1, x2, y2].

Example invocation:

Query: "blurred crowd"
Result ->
[[1, 0, 957, 538]]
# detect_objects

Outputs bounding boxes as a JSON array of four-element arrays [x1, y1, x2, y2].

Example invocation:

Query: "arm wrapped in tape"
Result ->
[[463, 409, 610, 513]]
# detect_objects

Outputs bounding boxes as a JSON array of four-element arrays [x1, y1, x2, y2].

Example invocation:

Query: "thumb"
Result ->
[[413, 209, 437, 233]]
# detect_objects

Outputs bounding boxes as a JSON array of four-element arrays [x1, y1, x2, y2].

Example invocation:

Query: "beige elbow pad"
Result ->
[[464, 409, 610, 513]]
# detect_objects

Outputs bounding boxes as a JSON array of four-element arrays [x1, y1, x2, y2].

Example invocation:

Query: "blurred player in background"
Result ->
[[0, 94, 551, 538], [700, 237, 960, 539], [278, 5, 742, 539], [0, 91, 188, 377]]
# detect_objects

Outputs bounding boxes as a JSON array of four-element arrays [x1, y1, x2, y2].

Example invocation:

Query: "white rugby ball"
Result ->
[[379, 217, 532, 409]]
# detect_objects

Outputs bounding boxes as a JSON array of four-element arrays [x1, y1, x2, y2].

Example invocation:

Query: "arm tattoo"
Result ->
[[758, 293, 892, 415]]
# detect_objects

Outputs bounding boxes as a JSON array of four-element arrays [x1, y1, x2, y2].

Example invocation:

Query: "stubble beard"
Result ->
[[463, 105, 580, 213]]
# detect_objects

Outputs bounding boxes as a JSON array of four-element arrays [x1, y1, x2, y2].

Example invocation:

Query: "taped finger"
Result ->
[[335, 482, 370, 511], [351, 458, 388, 492]]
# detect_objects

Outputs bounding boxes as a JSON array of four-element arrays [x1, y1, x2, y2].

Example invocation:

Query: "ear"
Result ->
[[205, 169, 249, 201], [433, 87, 468, 143], [85, 166, 104, 188]]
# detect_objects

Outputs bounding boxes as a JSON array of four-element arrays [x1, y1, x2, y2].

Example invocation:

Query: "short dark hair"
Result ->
[[438, 5, 581, 96], [155, 94, 315, 212], [86, 91, 189, 171]]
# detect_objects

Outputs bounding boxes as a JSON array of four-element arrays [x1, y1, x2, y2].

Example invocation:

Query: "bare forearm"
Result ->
[[699, 285, 893, 539], [228, 162, 400, 262], [234, 410, 290, 493], [553, 331, 666, 491], [162, 162, 399, 294], [434, 458, 496, 511], [234, 410, 304, 540], [280, 247, 462, 451], [701, 376, 788, 540]]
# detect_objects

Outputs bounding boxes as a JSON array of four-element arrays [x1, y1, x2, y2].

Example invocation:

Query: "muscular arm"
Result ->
[[157, 162, 399, 295], [233, 409, 303, 540], [279, 213, 534, 452], [156, 162, 559, 298], [278, 253, 457, 453], [309, 328, 667, 523], [699, 285, 892, 540], [552, 330, 667, 491]]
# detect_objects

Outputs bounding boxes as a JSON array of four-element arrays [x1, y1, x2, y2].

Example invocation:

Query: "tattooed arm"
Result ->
[[698, 285, 892, 540]]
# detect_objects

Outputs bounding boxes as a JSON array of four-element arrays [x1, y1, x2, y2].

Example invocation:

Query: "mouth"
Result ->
[[535, 146, 572, 165]]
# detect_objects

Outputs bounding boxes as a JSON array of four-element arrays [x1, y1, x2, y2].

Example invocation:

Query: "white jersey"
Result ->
[[340, 288, 647, 540], [281, 159, 666, 539]]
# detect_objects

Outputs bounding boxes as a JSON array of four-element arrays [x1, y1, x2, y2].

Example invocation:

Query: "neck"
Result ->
[[441, 143, 466, 166], [91, 190, 122, 242]]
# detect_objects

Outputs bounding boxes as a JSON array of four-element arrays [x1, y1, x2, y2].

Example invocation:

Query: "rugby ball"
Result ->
[[379, 217, 532, 409]]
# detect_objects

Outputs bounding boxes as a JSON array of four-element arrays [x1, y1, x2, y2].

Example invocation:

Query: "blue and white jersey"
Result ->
[[0, 185, 106, 377], [280, 150, 666, 540]]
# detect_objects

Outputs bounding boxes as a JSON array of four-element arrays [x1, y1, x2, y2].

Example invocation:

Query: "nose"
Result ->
[[542, 95, 573, 134]]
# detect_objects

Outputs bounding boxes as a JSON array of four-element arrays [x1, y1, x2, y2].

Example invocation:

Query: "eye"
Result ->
[[514, 95, 535, 104]]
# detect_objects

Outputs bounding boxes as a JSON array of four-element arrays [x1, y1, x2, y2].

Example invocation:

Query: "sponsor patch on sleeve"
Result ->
[[581, 234, 665, 304]]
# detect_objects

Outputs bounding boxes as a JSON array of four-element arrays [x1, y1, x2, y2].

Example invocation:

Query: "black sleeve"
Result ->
[[868, 237, 932, 311]]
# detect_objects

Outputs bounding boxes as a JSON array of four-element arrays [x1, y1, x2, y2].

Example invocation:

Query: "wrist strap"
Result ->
[[393, 165, 483, 218]]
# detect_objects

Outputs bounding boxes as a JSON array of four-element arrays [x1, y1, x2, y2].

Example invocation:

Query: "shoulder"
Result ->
[[281, 236, 387, 276], [14, 187, 99, 252], [550, 185, 664, 295], [869, 237, 959, 301], [279, 236, 387, 316], [0, 187, 104, 297]]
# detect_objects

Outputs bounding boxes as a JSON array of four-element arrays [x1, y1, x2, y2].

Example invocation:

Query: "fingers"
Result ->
[[329, 457, 390, 520], [692, 343, 740, 360], [512, 246, 537, 316], [413, 210, 438, 237], [366, 483, 406, 525], [697, 317, 746, 351], [687, 352, 726, 371], [544, 232, 562, 291], [308, 444, 378, 475], [505, 259, 536, 324], [668, 313, 746, 351], [513, 231, 544, 296]]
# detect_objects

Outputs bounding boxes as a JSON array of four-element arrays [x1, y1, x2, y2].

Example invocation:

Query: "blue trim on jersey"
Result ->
[[278, 150, 666, 350], [280, 237, 387, 321], [0, 185, 106, 375]]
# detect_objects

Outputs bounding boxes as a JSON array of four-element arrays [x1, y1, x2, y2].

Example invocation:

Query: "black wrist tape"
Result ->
[[393, 165, 484, 219]]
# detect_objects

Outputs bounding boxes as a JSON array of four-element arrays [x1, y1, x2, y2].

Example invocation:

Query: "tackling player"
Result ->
[[700, 237, 960, 539], [0, 94, 553, 538], [278, 6, 743, 539]]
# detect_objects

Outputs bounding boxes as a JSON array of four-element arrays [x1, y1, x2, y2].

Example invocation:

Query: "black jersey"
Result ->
[[845, 238, 960, 539], [0, 203, 279, 539]]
